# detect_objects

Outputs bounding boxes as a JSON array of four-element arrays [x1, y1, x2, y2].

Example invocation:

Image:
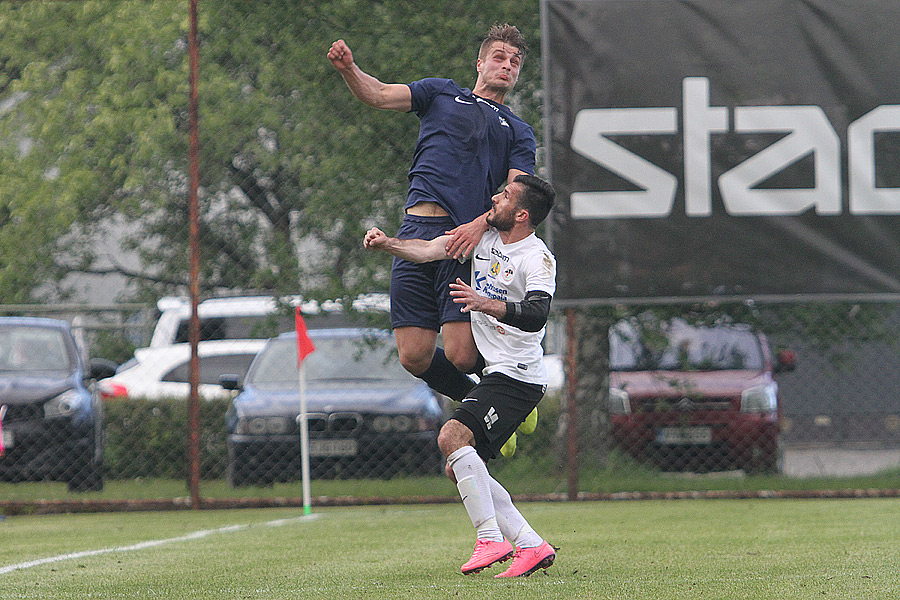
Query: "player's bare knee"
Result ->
[[398, 351, 430, 376], [444, 344, 478, 373], [438, 419, 474, 457]]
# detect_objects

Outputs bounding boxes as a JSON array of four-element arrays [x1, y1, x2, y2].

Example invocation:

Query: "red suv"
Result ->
[[608, 318, 795, 473]]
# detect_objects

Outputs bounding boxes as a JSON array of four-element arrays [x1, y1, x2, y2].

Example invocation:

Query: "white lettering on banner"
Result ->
[[569, 76, 900, 218], [570, 107, 678, 217]]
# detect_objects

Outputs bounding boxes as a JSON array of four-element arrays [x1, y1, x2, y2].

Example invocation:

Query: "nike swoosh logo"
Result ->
[[475, 254, 489, 261], [454, 96, 474, 105]]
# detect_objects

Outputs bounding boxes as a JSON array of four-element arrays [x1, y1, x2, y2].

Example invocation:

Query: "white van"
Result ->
[[149, 294, 389, 348]]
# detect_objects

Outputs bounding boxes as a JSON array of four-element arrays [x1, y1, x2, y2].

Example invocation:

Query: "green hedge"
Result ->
[[103, 398, 231, 480], [102, 392, 566, 482]]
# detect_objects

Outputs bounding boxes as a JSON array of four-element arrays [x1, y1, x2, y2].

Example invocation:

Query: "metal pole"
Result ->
[[298, 362, 311, 515], [187, 0, 202, 509], [565, 308, 579, 501]]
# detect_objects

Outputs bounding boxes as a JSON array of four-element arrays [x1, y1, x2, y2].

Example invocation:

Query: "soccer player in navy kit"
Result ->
[[364, 174, 557, 578], [328, 25, 536, 403]]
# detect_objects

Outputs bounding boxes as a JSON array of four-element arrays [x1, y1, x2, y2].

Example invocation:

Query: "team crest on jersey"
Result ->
[[501, 266, 515, 284], [490, 261, 501, 277]]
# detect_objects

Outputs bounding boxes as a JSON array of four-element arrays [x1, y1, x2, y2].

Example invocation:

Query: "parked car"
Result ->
[[0, 317, 115, 491], [149, 294, 389, 348], [224, 328, 445, 486], [97, 340, 266, 401], [608, 318, 795, 473]]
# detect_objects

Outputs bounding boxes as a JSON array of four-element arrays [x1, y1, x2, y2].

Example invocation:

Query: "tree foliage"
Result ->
[[0, 0, 542, 303]]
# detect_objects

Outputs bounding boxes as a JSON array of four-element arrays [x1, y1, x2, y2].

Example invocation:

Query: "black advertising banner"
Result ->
[[545, 0, 900, 300]]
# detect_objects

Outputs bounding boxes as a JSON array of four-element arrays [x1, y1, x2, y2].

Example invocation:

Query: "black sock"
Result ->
[[418, 347, 476, 401], [466, 353, 486, 375]]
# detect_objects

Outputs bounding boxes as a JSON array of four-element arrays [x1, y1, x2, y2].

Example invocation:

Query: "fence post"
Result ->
[[187, 0, 202, 509], [565, 308, 579, 501]]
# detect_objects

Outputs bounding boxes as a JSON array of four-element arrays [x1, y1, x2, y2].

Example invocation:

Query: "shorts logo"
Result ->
[[484, 407, 498, 430]]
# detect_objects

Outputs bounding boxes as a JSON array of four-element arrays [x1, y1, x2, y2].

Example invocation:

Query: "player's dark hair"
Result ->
[[479, 23, 527, 60], [513, 174, 555, 228]]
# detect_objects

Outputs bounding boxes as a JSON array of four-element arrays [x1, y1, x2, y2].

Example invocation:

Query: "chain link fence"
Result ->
[[2, 1, 900, 509]]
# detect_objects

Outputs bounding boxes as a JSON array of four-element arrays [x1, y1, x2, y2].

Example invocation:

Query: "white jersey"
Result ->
[[469, 229, 557, 385]]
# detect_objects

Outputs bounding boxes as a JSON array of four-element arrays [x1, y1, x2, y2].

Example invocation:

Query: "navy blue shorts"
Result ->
[[390, 215, 470, 331]]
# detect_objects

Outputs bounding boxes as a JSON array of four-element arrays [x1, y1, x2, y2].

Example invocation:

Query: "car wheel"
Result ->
[[745, 444, 780, 475], [226, 441, 270, 487], [68, 460, 103, 492], [67, 420, 104, 493]]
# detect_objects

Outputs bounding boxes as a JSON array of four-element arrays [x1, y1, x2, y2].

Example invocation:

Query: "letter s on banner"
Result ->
[[569, 108, 678, 218]]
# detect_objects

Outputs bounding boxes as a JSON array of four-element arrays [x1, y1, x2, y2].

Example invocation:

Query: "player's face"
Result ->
[[476, 42, 522, 93], [486, 184, 523, 231]]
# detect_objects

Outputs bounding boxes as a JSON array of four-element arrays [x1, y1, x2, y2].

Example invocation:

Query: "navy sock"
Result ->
[[466, 353, 486, 375], [418, 347, 476, 401]]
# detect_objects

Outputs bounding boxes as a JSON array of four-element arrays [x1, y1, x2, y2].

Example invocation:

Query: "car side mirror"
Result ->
[[88, 358, 118, 381], [774, 350, 796, 373], [219, 374, 242, 391]]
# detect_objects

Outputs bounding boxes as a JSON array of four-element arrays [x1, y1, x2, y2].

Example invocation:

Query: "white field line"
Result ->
[[0, 513, 320, 575]]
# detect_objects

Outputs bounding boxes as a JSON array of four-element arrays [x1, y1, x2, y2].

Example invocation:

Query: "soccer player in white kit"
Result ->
[[364, 174, 557, 578]]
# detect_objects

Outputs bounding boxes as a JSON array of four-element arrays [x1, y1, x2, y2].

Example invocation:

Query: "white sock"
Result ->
[[448, 446, 503, 542], [489, 476, 544, 549]]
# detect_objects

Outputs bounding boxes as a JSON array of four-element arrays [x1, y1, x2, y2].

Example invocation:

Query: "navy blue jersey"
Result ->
[[406, 78, 536, 225]]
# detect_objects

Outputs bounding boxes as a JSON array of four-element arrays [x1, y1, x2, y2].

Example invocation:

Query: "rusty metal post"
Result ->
[[187, 0, 201, 509]]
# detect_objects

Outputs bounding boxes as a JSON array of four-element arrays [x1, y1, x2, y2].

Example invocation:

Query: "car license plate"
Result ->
[[656, 426, 712, 445], [309, 439, 357, 457]]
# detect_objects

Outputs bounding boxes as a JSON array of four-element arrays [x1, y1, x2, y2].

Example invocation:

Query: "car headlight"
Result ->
[[741, 384, 778, 413], [371, 414, 417, 433], [609, 388, 631, 415], [235, 416, 294, 435], [44, 389, 85, 419]]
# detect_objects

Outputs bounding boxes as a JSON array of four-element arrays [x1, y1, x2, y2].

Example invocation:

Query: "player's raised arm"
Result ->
[[364, 227, 452, 263], [327, 39, 412, 112]]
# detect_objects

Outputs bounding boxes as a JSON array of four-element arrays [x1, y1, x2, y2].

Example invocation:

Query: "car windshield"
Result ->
[[0, 325, 75, 373], [249, 335, 410, 385], [610, 319, 764, 371]]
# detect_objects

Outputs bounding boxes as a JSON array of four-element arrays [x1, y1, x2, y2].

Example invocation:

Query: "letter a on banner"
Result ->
[[295, 307, 316, 515]]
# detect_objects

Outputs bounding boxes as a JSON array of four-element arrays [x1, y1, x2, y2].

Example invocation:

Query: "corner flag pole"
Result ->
[[295, 308, 316, 515]]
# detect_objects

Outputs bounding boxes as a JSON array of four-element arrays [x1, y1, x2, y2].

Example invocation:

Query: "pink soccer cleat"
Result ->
[[460, 539, 515, 574], [494, 541, 556, 578]]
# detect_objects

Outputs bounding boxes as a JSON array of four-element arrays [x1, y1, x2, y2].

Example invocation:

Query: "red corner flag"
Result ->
[[294, 307, 316, 365]]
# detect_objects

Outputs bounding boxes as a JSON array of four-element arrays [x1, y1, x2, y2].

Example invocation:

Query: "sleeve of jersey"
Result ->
[[508, 120, 537, 174], [498, 247, 557, 332], [408, 78, 451, 116], [499, 290, 553, 332]]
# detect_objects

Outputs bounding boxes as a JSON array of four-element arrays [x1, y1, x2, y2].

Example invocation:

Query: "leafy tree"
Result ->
[[0, 0, 542, 304]]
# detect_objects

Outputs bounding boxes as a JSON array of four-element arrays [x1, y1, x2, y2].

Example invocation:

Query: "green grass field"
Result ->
[[2, 498, 898, 599]]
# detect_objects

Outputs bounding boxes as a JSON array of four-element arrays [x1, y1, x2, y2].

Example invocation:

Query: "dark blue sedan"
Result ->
[[0, 317, 114, 491], [224, 329, 446, 486]]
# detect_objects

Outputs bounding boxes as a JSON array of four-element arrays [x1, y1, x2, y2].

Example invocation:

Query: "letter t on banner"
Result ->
[[295, 307, 316, 515]]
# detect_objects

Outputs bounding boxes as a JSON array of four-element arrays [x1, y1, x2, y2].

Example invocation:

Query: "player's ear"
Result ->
[[516, 208, 530, 224]]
